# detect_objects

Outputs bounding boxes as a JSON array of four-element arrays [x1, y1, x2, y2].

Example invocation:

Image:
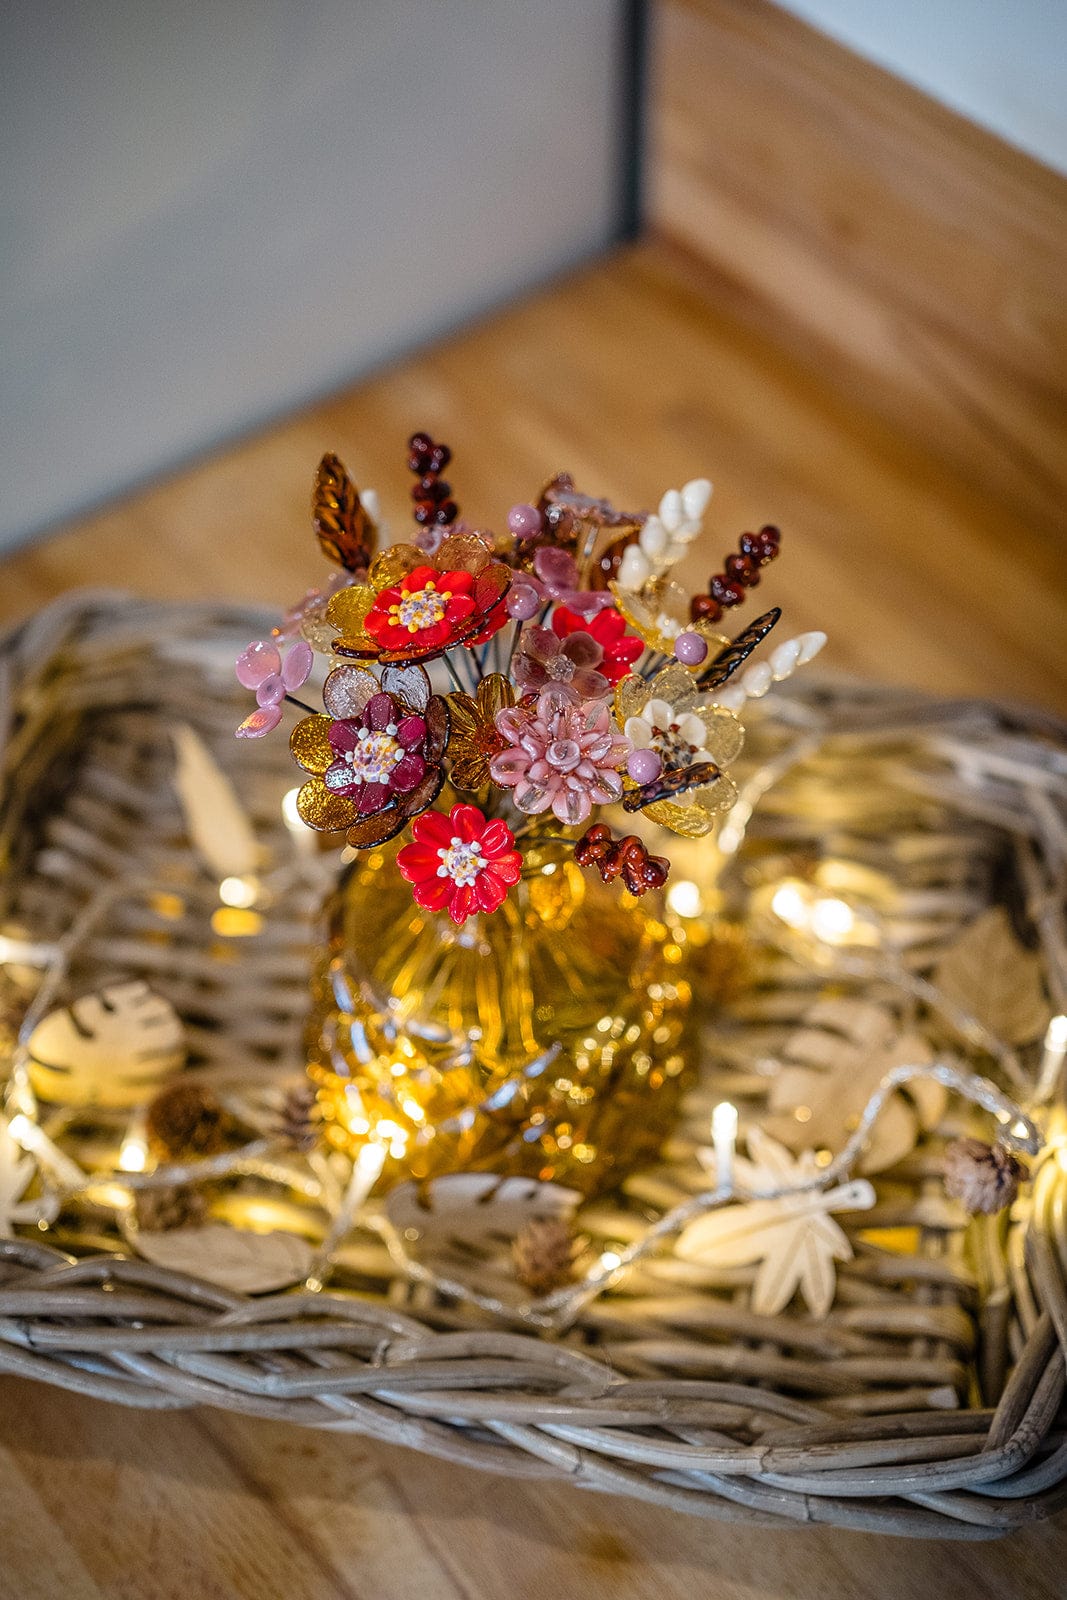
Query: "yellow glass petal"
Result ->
[[325, 584, 375, 634], [614, 671, 652, 723], [643, 798, 716, 838], [693, 705, 745, 766], [296, 777, 357, 832], [369, 544, 422, 591], [449, 755, 490, 792], [290, 714, 335, 775], [300, 617, 342, 654]]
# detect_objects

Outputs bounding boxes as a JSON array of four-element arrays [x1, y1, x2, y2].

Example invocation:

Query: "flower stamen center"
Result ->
[[437, 836, 485, 886], [346, 725, 403, 783], [391, 581, 451, 634]]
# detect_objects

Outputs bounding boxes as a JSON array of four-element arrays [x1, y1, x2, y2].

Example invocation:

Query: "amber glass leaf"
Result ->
[[346, 805, 407, 849], [313, 454, 378, 572], [424, 697, 450, 761], [290, 714, 335, 775], [297, 778, 357, 832]]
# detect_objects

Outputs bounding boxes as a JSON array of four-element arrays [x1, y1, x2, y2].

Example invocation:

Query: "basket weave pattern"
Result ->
[[1, 594, 1065, 1539]]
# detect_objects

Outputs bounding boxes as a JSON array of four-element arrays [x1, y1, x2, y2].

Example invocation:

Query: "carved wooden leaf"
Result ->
[[134, 1224, 312, 1293], [680, 1131, 876, 1318], [932, 907, 1049, 1045], [0, 1116, 38, 1238], [27, 981, 185, 1108], [173, 724, 258, 879], [763, 997, 945, 1174], [386, 1173, 580, 1249]]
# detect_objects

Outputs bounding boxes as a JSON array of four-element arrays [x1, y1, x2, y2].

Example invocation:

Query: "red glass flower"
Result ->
[[552, 605, 642, 686], [354, 533, 510, 664], [397, 803, 522, 926]]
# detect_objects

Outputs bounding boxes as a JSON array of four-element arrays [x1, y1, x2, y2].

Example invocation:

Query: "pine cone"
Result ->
[[512, 1217, 579, 1296], [146, 1080, 235, 1163], [134, 1184, 207, 1233], [277, 1081, 322, 1153], [943, 1138, 1029, 1215]]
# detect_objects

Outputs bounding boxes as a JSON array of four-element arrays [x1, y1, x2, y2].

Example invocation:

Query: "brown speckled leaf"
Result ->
[[932, 908, 1049, 1045]]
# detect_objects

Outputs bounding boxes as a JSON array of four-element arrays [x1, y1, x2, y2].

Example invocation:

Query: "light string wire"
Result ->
[[1, 685, 1062, 1325], [370, 1059, 1043, 1331]]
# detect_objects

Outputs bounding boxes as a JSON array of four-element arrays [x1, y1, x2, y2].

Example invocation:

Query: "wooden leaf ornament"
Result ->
[[0, 1116, 41, 1238], [134, 1223, 312, 1293], [27, 981, 186, 1108], [313, 452, 378, 573], [680, 1129, 876, 1319], [932, 907, 1049, 1045], [386, 1173, 580, 1251], [762, 997, 945, 1174], [172, 724, 258, 880]]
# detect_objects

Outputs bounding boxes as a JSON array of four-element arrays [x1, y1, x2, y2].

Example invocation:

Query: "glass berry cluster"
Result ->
[[234, 436, 825, 925]]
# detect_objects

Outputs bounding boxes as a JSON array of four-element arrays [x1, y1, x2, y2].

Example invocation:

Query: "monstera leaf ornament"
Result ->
[[27, 981, 185, 1108]]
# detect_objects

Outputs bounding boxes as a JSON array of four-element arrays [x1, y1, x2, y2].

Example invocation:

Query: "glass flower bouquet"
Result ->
[[235, 436, 825, 1191]]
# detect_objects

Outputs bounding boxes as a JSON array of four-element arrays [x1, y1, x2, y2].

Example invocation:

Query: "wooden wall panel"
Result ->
[[650, 0, 1067, 539]]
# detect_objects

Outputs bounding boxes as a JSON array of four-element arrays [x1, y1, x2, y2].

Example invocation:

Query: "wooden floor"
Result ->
[[1, 239, 1065, 1597]]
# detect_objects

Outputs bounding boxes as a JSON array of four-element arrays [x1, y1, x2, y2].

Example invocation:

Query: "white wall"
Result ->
[[0, 1, 632, 551], [782, 1, 1067, 174]]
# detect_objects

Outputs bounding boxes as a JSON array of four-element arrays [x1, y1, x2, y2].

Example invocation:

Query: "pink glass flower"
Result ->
[[512, 625, 610, 701], [530, 546, 616, 618], [235, 638, 314, 737], [490, 687, 632, 826]]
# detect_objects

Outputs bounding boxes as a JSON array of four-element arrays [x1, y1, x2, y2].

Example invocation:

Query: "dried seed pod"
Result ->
[[277, 1081, 322, 1153], [512, 1216, 580, 1296], [146, 1080, 235, 1163], [134, 1184, 208, 1234], [943, 1138, 1029, 1215]]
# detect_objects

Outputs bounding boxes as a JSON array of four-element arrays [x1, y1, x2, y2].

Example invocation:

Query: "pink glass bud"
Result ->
[[507, 503, 542, 540], [235, 639, 281, 688], [256, 673, 285, 707], [673, 631, 708, 666], [236, 704, 283, 738], [282, 638, 313, 690], [506, 580, 542, 620], [627, 748, 662, 785]]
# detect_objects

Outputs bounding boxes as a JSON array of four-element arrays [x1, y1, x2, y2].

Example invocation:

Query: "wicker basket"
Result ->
[[1, 591, 1065, 1540]]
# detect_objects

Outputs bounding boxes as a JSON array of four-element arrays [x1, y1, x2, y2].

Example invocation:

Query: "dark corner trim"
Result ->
[[617, 0, 649, 240]]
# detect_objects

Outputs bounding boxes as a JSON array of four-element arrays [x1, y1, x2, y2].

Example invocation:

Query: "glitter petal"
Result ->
[[289, 714, 335, 775], [296, 777, 358, 831], [323, 664, 379, 720]]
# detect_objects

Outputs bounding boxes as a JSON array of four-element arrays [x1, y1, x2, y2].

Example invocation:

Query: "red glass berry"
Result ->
[[408, 432, 432, 454], [690, 594, 723, 623], [725, 553, 758, 585]]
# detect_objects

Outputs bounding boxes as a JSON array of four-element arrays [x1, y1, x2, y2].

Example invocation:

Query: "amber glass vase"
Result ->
[[304, 839, 693, 1198]]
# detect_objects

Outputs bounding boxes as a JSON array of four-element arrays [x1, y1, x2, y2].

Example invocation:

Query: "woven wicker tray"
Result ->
[[1, 592, 1065, 1540]]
